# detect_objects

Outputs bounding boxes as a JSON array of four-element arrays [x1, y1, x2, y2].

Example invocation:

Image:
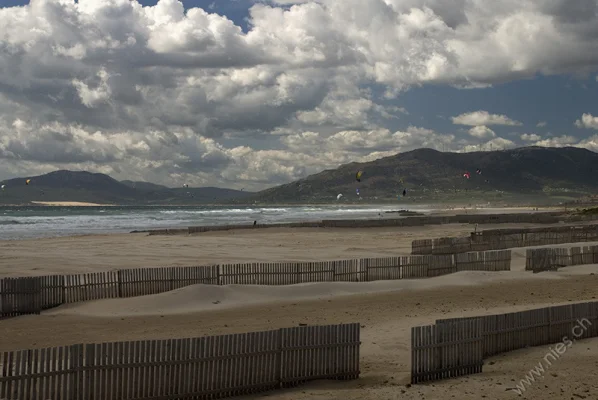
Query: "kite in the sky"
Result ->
[[25, 179, 31, 185], [356, 170, 363, 182], [463, 172, 470, 179], [337, 193, 343, 200]]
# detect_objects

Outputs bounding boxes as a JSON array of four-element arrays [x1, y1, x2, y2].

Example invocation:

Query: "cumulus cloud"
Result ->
[[468, 125, 496, 139], [536, 121, 547, 127], [575, 113, 598, 129], [461, 137, 516, 152], [576, 134, 598, 152], [452, 111, 522, 126], [533, 135, 578, 147], [282, 126, 455, 155], [521, 133, 542, 141], [1, 0, 598, 189]]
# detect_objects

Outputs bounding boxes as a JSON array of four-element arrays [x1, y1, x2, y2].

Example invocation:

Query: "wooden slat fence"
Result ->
[[1, 251, 510, 319], [411, 239, 432, 255], [0, 277, 41, 319], [279, 323, 360, 386], [360, 257, 402, 281], [426, 255, 456, 278], [119, 265, 219, 297], [413, 223, 598, 255], [411, 319, 483, 383], [0, 323, 360, 400], [220, 261, 340, 285], [39, 275, 65, 311], [412, 301, 598, 384], [525, 245, 598, 272], [334, 259, 364, 282], [401, 255, 431, 279], [455, 250, 511, 272], [64, 272, 119, 303]]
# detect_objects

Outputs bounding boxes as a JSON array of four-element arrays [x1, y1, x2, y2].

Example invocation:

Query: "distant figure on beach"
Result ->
[[253, 220, 257, 226]]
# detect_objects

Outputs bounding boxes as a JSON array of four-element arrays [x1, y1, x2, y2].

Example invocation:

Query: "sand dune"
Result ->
[[45, 269, 572, 318]]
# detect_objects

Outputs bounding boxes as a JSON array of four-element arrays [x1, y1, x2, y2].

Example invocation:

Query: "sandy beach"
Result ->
[[30, 201, 115, 206], [0, 220, 587, 277], [1, 219, 598, 399]]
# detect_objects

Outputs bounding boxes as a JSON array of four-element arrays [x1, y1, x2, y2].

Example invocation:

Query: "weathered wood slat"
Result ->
[[1, 249, 510, 321], [414, 301, 598, 384], [0, 324, 360, 400], [526, 245, 598, 272], [414, 224, 598, 255]]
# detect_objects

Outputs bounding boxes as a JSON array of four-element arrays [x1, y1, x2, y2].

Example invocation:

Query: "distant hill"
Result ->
[[120, 180, 170, 191], [248, 146, 598, 204], [0, 170, 253, 205], [2, 146, 597, 206]]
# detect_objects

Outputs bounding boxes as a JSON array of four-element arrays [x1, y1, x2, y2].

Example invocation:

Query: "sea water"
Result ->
[[0, 205, 435, 240]]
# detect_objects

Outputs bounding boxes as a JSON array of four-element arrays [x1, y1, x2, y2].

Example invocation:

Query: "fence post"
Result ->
[[276, 328, 283, 388], [546, 307, 552, 343], [0, 278, 4, 319], [60, 275, 66, 305], [167, 267, 173, 292], [34, 276, 42, 315], [217, 264, 222, 285], [117, 270, 122, 298]]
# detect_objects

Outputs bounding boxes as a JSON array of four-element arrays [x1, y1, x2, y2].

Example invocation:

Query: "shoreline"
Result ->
[[29, 201, 117, 207], [0, 201, 569, 209], [0, 205, 572, 243]]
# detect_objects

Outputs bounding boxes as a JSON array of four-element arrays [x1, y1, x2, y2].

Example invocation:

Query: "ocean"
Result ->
[[0, 204, 435, 240]]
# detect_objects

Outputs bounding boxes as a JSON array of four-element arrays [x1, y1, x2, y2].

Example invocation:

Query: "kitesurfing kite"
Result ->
[[25, 179, 31, 185], [1, 185, 4, 190], [476, 168, 482, 175], [337, 193, 343, 200], [463, 172, 470, 179], [356, 170, 363, 182]]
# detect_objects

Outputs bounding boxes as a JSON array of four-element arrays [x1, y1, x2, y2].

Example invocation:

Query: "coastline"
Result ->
[[29, 201, 116, 207]]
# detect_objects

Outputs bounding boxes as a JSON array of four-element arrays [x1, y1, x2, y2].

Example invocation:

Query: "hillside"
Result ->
[[248, 146, 598, 203], [120, 180, 169, 191], [0, 170, 252, 205], [2, 147, 597, 206]]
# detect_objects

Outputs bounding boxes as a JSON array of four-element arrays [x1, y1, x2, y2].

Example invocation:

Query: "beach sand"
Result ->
[[1, 220, 598, 399], [0, 220, 589, 277], [30, 201, 114, 206]]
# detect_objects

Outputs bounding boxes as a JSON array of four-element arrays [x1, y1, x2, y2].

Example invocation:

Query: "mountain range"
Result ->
[[0, 170, 252, 205], [251, 146, 598, 204], [1, 146, 597, 205]]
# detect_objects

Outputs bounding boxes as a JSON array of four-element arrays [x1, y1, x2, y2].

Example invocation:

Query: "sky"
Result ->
[[1, 0, 598, 190]]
